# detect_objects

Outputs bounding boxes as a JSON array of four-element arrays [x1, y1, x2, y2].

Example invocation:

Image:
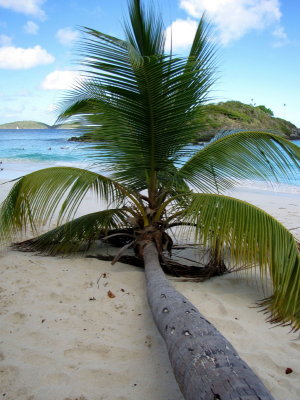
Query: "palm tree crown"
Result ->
[[0, 0, 299, 332]]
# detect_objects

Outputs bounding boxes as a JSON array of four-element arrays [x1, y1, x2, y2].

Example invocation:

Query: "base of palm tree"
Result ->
[[12, 238, 229, 281]]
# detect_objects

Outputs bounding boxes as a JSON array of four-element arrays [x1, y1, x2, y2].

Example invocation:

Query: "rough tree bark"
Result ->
[[143, 241, 276, 400]]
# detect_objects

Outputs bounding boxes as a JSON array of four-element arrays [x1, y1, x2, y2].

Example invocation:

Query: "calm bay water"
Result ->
[[0, 129, 89, 163], [0, 129, 92, 179], [0, 129, 299, 189]]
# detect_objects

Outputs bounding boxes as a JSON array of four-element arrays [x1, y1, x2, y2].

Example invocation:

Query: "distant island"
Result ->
[[0, 121, 79, 130], [1, 102, 299, 142]]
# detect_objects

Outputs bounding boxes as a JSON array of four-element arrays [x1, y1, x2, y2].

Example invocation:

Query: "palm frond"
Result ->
[[125, 0, 165, 56], [183, 193, 300, 331], [178, 131, 300, 193], [0, 167, 129, 245], [14, 208, 130, 255], [57, 4, 217, 190]]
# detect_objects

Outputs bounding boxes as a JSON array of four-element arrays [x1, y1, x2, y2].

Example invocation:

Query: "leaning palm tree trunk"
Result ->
[[144, 242, 275, 400]]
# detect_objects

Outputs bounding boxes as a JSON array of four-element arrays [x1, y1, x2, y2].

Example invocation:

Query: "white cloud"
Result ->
[[272, 25, 289, 47], [56, 27, 79, 46], [0, 0, 46, 19], [24, 20, 39, 34], [41, 70, 81, 90], [0, 34, 12, 46], [165, 19, 198, 51], [180, 0, 282, 44], [273, 26, 287, 39], [0, 45, 54, 69], [47, 103, 57, 112]]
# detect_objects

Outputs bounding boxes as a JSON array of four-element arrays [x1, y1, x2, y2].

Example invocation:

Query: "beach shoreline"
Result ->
[[0, 180, 299, 400]]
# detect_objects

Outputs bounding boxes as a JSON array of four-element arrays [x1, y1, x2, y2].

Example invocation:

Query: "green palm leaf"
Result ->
[[58, 12, 217, 190], [15, 208, 130, 255], [0, 167, 129, 245], [178, 131, 300, 193], [183, 193, 300, 330], [125, 0, 165, 56]]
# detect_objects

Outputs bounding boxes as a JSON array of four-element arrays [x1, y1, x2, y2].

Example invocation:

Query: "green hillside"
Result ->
[[0, 121, 51, 129], [196, 101, 299, 141], [1, 102, 299, 142], [69, 101, 299, 142]]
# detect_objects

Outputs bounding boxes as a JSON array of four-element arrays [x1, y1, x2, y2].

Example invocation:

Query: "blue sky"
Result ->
[[0, 0, 299, 127]]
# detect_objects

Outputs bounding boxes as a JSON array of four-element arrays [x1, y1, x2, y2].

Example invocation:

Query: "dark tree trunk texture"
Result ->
[[143, 242, 276, 400]]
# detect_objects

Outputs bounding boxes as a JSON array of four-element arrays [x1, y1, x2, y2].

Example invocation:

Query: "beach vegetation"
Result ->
[[0, 0, 299, 398], [256, 104, 274, 117], [195, 101, 296, 141]]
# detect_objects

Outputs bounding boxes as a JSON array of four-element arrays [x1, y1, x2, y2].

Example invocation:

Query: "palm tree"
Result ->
[[0, 1, 299, 398]]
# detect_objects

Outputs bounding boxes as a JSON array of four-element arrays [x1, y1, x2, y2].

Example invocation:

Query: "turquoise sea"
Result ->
[[0, 128, 89, 162], [0, 129, 92, 180], [0, 129, 299, 190]]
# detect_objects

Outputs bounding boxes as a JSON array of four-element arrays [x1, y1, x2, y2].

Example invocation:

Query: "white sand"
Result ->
[[0, 180, 299, 400]]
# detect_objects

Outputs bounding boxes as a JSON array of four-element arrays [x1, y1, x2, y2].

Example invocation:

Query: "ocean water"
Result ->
[[0, 129, 92, 179], [0, 129, 90, 162], [0, 129, 299, 191]]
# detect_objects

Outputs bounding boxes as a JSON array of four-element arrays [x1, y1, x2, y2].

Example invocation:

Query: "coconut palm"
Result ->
[[0, 0, 299, 399]]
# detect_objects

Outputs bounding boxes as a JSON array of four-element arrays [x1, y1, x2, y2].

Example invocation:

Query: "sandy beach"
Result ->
[[0, 179, 299, 400]]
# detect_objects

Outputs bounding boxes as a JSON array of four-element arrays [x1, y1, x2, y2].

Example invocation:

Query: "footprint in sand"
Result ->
[[20, 350, 54, 366], [82, 281, 94, 289], [44, 372, 70, 385], [64, 343, 111, 361], [0, 365, 19, 391], [5, 311, 27, 324], [64, 342, 139, 362], [19, 331, 56, 347], [74, 367, 131, 386]]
